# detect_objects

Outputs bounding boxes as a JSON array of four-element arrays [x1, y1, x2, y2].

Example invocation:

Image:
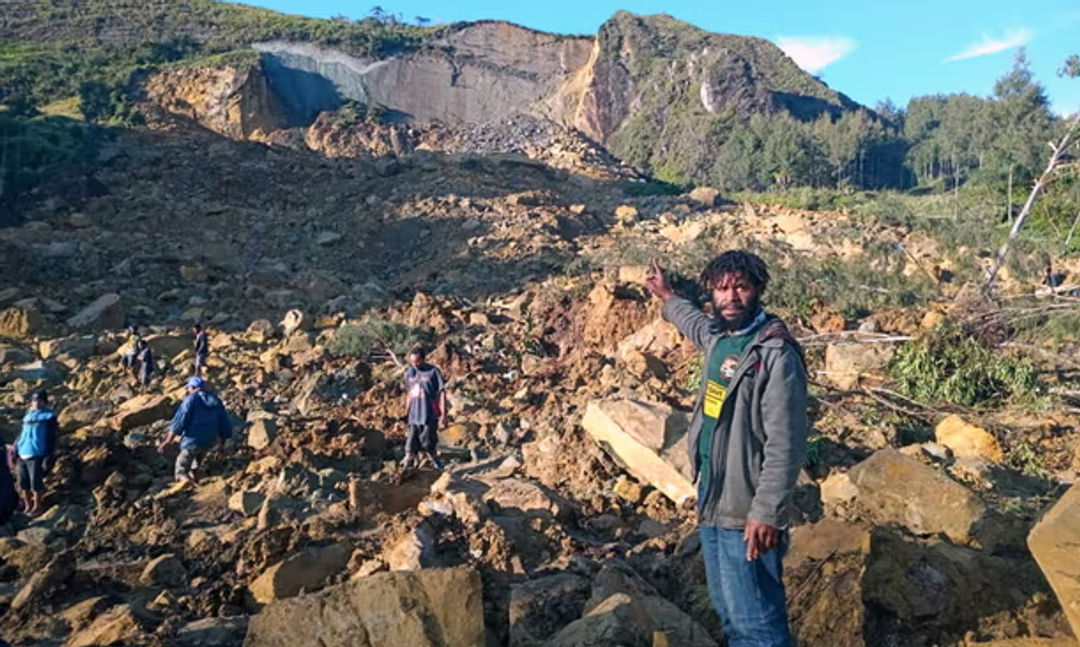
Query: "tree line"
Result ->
[[697, 49, 1069, 196]]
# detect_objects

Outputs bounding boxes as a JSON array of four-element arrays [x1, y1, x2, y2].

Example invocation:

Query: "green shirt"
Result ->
[[698, 324, 759, 492]]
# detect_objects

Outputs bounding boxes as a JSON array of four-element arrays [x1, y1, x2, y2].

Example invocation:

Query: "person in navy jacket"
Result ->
[[158, 377, 232, 487]]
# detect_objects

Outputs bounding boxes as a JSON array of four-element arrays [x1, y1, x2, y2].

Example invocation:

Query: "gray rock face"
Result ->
[[252, 22, 592, 127]]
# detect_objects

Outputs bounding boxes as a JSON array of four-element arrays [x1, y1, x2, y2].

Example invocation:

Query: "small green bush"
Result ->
[[328, 318, 431, 360], [888, 323, 1039, 407]]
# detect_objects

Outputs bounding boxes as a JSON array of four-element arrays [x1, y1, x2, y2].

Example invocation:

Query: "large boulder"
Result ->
[[59, 400, 112, 432], [0, 305, 51, 339], [249, 542, 351, 604], [146, 334, 192, 360], [1028, 482, 1080, 640], [786, 521, 872, 647], [39, 334, 96, 361], [688, 186, 721, 208], [582, 399, 694, 504], [509, 573, 591, 646], [111, 394, 173, 431], [65, 603, 144, 647], [822, 342, 897, 390], [243, 566, 485, 647], [67, 294, 124, 331], [483, 478, 572, 521], [934, 414, 1004, 462], [785, 520, 1053, 647], [843, 449, 985, 544], [175, 617, 249, 647], [583, 560, 716, 647], [229, 491, 266, 517], [544, 593, 652, 647], [11, 551, 76, 611], [0, 343, 34, 366], [139, 553, 187, 588], [383, 523, 438, 571], [279, 309, 308, 337], [247, 419, 277, 451], [1, 359, 67, 386]]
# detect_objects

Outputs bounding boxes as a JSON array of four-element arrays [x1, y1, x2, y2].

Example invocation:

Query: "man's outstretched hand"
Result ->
[[644, 259, 676, 302], [744, 519, 780, 561]]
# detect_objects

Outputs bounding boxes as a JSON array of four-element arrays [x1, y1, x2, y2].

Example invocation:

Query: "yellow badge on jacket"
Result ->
[[704, 380, 727, 418]]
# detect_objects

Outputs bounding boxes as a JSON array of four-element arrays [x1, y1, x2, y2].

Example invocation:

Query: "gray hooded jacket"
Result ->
[[662, 297, 809, 529]]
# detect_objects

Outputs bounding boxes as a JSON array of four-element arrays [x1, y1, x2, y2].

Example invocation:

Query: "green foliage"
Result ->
[[1009, 440, 1050, 481], [0, 111, 104, 202], [330, 100, 388, 127], [686, 355, 703, 391], [1061, 54, 1080, 79], [804, 434, 826, 467], [78, 80, 142, 125], [618, 178, 685, 197], [327, 318, 432, 360], [888, 324, 1040, 407], [0, 1, 437, 110]]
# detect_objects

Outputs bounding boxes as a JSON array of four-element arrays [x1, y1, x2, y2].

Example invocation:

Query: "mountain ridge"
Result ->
[[1, 1, 880, 188]]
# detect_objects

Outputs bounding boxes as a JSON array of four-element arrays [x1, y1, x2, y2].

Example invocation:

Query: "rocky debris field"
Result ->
[[2, 115, 1080, 647]]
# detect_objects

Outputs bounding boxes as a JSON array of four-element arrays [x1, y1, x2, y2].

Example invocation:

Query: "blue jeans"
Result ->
[[699, 525, 792, 647]]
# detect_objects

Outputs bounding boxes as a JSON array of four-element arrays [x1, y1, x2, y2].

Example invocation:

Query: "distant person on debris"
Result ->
[[645, 251, 808, 647], [12, 391, 59, 516], [192, 323, 209, 377], [120, 324, 142, 374], [402, 347, 447, 471], [158, 377, 232, 488], [135, 339, 155, 390]]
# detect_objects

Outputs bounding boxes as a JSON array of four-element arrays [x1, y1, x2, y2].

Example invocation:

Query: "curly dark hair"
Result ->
[[699, 250, 770, 292]]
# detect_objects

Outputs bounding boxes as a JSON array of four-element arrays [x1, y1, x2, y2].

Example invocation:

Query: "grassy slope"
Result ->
[[0, 0, 436, 106], [600, 11, 865, 185]]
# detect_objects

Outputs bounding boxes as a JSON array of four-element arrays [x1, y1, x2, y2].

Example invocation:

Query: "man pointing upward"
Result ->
[[644, 251, 808, 647]]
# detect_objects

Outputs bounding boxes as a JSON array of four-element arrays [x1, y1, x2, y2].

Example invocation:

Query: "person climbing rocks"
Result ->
[[135, 339, 155, 390], [119, 324, 141, 374], [12, 391, 59, 516], [158, 377, 232, 488], [402, 347, 448, 471], [644, 251, 808, 647], [192, 323, 209, 377]]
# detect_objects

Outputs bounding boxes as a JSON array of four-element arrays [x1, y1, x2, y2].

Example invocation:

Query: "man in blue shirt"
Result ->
[[402, 347, 447, 470], [158, 377, 232, 488], [15, 391, 59, 516]]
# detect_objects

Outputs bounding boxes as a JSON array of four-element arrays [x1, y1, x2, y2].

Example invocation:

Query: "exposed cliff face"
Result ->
[[143, 62, 284, 139], [139, 13, 863, 182], [252, 22, 593, 126]]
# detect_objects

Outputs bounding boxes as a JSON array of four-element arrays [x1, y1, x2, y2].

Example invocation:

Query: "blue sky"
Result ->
[[238, 1, 1080, 114]]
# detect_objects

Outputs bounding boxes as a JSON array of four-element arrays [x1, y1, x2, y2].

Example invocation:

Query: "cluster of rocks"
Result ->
[[1, 261, 1077, 646], [2, 102, 1079, 647]]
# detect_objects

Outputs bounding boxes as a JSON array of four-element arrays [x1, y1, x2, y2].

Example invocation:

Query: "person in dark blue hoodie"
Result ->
[[158, 377, 232, 488], [15, 391, 59, 516]]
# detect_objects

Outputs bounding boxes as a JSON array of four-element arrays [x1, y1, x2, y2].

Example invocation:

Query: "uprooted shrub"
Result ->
[[327, 317, 431, 361], [887, 323, 1039, 407]]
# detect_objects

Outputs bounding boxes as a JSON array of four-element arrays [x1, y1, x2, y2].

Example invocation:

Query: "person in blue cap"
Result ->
[[13, 391, 59, 516], [158, 377, 232, 488]]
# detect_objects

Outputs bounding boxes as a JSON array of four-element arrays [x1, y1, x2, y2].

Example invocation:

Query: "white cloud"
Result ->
[[945, 28, 1031, 62], [775, 36, 858, 74]]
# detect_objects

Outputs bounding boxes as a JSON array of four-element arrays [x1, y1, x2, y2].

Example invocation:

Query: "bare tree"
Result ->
[[983, 114, 1080, 292]]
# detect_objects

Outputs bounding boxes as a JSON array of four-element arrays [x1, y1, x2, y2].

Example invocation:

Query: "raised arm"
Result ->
[[644, 260, 713, 351]]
